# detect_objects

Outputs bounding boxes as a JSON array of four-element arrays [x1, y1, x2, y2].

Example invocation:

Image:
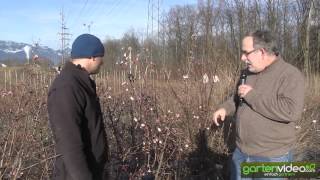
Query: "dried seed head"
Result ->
[[202, 73, 209, 84], [183, 74, 189, 79], [213, 75, 220, 83]]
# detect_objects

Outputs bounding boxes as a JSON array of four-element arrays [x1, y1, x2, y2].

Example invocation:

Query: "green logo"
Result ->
[[241, 162, 320, 178]]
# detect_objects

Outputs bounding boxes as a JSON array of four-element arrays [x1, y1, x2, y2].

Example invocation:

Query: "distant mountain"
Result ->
[[0, 40, 70, 65]]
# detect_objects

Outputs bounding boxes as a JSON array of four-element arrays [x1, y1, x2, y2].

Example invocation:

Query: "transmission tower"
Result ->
[[146, 0, 161, 63], [32, 38, 41, 63], [147, 0, 161, 41], [58, 9, 71, 65]]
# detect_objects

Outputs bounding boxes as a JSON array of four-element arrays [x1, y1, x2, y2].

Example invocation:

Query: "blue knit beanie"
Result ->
[[71, 34, 105, 59]]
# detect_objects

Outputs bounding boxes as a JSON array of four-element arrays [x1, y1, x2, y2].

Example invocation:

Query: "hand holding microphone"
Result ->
[[238, 68, 252, 106], [239, 71, 247, 106]]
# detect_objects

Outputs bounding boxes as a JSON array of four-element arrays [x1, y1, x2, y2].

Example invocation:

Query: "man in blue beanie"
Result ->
[[48, 34, 109, 180]]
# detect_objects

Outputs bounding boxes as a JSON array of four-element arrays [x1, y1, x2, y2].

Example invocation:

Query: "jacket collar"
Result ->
[[62, 61, 96, 92], [64, 61, 88, 74], [260, 56, 284, 74]]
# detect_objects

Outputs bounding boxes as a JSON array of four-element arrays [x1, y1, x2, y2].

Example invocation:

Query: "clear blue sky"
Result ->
[[0, 0, 197, 50]]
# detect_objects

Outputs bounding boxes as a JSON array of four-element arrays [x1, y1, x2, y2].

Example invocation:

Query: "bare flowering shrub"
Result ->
[[294, 95, 320, 161], [98, 81, 191, 179], [1, 66, 319, 180], [0, 78, 55, 179], [0, 67, 57, 179], [94, 65, 234, 179], [167, 69, 234, 179]]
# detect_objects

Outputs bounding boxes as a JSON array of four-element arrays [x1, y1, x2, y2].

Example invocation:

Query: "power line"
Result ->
[[70, 0, 89, 29], [78, 0, 100, 32], [101, 0, 124, 18], [83, 0, 102, 19]]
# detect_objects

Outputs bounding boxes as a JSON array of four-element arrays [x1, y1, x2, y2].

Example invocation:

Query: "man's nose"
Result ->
[[241, 54, 247, 62]]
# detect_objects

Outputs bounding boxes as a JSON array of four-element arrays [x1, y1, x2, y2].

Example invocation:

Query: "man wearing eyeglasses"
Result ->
[[212, 30, 305, 180]]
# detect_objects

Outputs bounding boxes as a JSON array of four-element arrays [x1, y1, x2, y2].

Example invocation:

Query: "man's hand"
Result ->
[[238, 84, 253, 97], [213, 108, 226, 126]]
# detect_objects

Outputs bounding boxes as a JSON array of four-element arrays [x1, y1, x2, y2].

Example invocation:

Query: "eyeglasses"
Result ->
[[241, 49, 259, 57]]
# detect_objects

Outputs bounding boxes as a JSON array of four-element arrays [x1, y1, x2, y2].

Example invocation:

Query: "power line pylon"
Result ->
[[146, 0, 161, 64], [58, 9, 71, 65]]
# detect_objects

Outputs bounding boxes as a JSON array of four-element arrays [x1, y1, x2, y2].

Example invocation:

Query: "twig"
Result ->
[[155, 132, 169, 180], [20, 154, 61, 171]]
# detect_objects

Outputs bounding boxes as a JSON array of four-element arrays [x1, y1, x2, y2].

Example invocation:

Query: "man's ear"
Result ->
[[260, 48, 266, 54]]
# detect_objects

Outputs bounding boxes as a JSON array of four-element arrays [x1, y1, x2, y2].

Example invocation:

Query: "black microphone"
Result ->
[[239, 69, 247, 106]]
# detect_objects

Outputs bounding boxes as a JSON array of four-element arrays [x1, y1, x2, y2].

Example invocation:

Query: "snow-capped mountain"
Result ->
[[0, 40, 69, 65]]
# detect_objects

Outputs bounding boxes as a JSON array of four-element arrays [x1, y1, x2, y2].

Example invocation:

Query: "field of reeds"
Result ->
[[0, 64, 319, 180]]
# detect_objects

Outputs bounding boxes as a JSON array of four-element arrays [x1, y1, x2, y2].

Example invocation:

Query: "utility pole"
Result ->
[[32, 39, 40, 63], [58, 9, 71, 65], [147, 0, 161, 41], [146, 0, 161, 64], [83, 21, 93, 33]]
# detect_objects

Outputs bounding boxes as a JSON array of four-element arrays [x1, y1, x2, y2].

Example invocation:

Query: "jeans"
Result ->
[[230, 148, 292, 180]]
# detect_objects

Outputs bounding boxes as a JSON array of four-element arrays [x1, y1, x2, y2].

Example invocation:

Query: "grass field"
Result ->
[[0, 64, 319, 179]]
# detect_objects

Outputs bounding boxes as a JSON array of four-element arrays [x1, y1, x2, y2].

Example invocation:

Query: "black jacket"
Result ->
[[48, 62, 108, 180]]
